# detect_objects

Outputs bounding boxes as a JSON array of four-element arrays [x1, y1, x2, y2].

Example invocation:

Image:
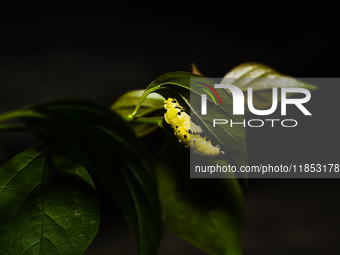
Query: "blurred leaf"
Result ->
[[130, 121, 159, 138], [221, 62, 318, 110], [0, 144, 99, 255], [154, 138, 243, 255], [111, 90, 165, 116], [1, 100, 162, 255], [111, 90, 165, 137]]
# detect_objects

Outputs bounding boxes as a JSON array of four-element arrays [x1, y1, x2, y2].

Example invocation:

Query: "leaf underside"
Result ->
[[0, 144, 100, 255]]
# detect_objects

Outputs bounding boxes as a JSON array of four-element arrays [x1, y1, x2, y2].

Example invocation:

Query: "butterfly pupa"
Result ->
[[164, 97, 225, 157]]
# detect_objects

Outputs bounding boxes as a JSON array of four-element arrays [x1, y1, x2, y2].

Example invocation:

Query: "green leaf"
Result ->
[[0, 100, 162, 255], [111, 90, 165, 137], [190, 83, 247, 168], [154, 138, 243, 255], [144, 72, 247, 169], [0, 144, 99, 255], [221, 62, 318, 110], [145, 71, 204, 94]]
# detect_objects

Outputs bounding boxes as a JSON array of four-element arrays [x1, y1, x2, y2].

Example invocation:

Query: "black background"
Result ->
[[0, 2, 339, 255]]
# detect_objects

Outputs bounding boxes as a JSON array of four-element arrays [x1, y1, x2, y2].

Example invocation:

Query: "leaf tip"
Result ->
[[191, 63, 203, 75]]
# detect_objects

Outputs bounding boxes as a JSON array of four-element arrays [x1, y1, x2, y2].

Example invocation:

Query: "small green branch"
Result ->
[[124, 86, 162, 122]]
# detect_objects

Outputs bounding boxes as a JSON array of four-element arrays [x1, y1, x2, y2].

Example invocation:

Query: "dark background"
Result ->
[[0, 2, 339, 255]]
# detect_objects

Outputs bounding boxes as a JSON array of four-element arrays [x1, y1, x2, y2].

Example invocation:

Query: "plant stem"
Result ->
[[123, 86, 162, 122], [132, 116, 164, 126]]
